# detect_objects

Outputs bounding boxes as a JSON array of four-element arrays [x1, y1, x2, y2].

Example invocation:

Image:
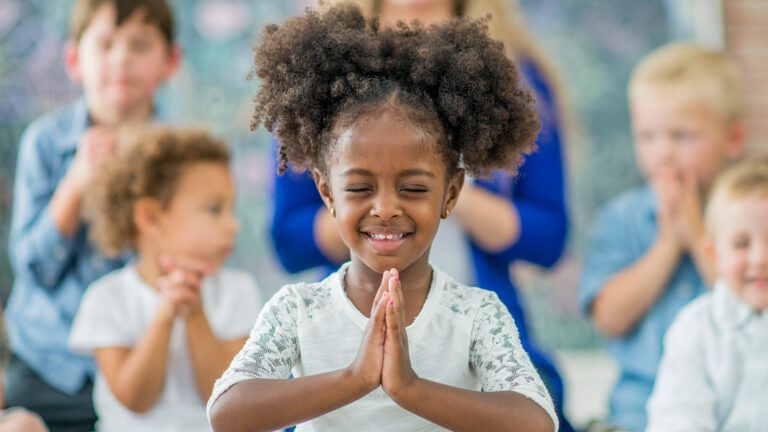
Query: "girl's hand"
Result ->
[[156, 256, 210, 319], [381, 269, 417, 401], [346, 270, 391, 394]]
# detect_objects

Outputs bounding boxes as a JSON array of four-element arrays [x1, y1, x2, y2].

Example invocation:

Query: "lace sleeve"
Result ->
[[469, 292, 558, 428], [208, 285, 300, 408]]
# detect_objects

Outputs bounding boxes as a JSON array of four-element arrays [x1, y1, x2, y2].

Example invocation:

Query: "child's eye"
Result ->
[[733, 237, 750, 249], [344, 186, 372, 193], [130, 39, 150, 52], [208, 205, 224, 215], [401, 187, 428, 194], [672, 130, 697, 142]]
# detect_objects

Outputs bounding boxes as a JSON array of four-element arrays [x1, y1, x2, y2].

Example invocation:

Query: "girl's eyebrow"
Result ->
[[341, 168, 436, 178]]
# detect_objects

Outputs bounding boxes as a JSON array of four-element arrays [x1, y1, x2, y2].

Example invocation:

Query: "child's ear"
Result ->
[[63, 40, 81, 83], [134, 197, 164, 237], [163, 44, 183, 80], [703, 236, 717, 263], [312, 168, 334, 211], [442, 169, 465, 217], [726, 120, 746, 158]]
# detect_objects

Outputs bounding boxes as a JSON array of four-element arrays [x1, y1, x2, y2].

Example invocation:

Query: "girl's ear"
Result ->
[[312, 168, 335, 211], [63, 40, 81, 83], [134, 197, 164, 238], [442, 169, 465, 217]]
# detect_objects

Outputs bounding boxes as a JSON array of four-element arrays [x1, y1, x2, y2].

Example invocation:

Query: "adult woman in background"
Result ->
[[269, 1, 573, 430]]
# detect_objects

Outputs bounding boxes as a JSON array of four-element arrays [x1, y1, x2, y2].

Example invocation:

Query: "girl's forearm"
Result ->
[[104, 312, 173, 412], [185, 310, 244, 400], [392, 378, 554, 432], [209, 370, 369, 432]]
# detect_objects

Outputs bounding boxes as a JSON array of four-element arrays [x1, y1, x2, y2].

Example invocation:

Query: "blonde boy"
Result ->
[[5, 1, 180, 430], [579, 42, 745, 432], [647, 156, 768, 431]]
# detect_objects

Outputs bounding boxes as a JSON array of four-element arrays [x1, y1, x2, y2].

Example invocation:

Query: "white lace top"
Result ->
[[207, 263, 557, 431]]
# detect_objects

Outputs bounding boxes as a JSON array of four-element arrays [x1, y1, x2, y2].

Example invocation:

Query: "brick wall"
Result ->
[[723, 1, 768, 151]]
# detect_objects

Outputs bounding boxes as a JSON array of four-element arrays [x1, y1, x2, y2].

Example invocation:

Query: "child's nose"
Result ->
[[370, 191, 403, 220]]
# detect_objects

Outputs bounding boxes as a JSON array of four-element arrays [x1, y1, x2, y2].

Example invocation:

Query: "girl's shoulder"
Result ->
[[434, 268, 502, 318], [263, 273, 339, 316]]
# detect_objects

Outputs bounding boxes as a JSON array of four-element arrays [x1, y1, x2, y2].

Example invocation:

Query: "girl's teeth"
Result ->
[[370, 233, 403, 240]]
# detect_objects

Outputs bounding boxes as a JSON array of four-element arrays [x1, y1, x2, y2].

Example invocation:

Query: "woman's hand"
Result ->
[[346, 270, 391, 394], [381, 269, 418, 400]]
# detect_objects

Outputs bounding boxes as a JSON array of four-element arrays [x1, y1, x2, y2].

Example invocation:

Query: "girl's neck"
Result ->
[[379, 1, 454, 27], [345, 254, 433, 297], [135, 244, 163, 290]]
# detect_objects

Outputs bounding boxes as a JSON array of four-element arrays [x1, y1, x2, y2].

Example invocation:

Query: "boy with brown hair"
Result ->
[[4, 1, 180, 430], [579, 42, 745, 432]]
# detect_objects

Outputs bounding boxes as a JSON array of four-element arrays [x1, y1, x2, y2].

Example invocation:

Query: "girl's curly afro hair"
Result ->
[[252, 2, 540, 177]]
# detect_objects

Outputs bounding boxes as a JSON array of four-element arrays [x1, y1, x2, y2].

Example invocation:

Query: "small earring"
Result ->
[[442, 209, 450, 218], [330, 207, 336, 217]]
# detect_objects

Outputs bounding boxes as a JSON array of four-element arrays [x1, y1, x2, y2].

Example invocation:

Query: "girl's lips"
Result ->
[[362, 232, 410, 253]]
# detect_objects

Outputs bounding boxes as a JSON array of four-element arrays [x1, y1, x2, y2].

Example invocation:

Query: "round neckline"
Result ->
[[332, 262, 443, 334]]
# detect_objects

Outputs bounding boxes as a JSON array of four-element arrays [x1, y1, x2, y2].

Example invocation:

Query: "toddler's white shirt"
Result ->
[[208, 263, 557, 431], [70, 264, 263, 432], [647, 280, 768, 432]]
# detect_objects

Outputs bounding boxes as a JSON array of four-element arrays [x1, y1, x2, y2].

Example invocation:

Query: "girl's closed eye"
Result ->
[[345, 184, 373, 193], [206, 202, 224, 215]]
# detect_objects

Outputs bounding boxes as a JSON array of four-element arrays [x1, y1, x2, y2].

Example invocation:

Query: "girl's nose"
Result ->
[[370, 191, 403, 220]]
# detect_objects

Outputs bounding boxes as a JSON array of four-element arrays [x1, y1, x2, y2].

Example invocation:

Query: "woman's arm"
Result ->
[[269, 141, 347, 272]]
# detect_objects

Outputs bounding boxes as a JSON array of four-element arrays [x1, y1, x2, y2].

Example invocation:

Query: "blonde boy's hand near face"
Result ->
[[156, 256, 209, 319], [652, 169, 714, 283], [67, 127, 119, 193]]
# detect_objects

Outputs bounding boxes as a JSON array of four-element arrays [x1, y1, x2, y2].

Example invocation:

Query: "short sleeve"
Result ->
[[646, 303, 717, 431], [209, 271, 264, 340], [578, 199, 637, 313], [69, 278, 133, 353], [469, 292, 558, 430], [207, 285, 300, 411]]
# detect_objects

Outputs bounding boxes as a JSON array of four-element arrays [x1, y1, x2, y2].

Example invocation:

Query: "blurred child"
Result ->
[[5, 1, 179, 429], [579, 42, 745, 431], [69, 128, 262, 431], [208, 5, 556, 432], [647, 156, 768, 431]]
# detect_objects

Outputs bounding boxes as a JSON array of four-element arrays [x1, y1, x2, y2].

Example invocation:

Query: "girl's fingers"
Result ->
[[373, 291, 390, 334], [371, 270, 390, 315]]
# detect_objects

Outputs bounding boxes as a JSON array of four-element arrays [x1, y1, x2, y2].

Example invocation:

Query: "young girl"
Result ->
[[69, 128, 263, 431], [208, 4, 557, 432], [646, 156, 768, 432], [269, 1, 573, 429]]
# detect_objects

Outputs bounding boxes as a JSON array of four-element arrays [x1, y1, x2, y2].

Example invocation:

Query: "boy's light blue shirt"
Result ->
[[5, 97, 157, 394], [578, 185, 707, 432]]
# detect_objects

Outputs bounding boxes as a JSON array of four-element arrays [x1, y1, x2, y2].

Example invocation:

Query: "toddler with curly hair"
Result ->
[[68, 128, 263, 431]]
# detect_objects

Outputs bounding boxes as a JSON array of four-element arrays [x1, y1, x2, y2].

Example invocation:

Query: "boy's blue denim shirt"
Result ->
[[6, 97, 160, 394], [578, 185, 707, 432]]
